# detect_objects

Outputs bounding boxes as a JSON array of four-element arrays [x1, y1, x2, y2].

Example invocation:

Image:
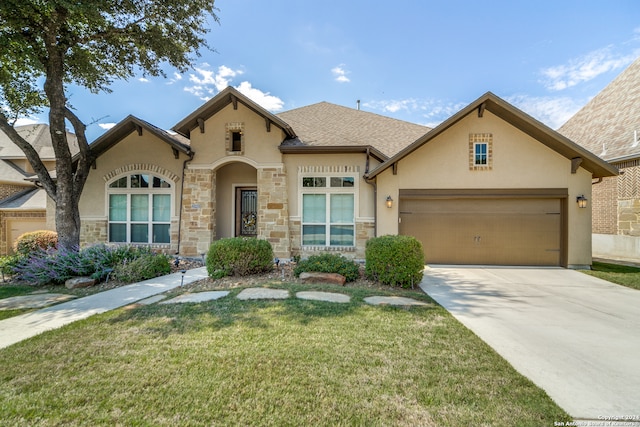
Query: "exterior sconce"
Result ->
[[577, 195, 587, 208], [386, 195, 393, 209]]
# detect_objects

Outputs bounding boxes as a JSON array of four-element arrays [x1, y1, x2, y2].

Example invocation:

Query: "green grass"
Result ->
[[0, 285, 38, 320], [584, 261, 640, 290], [0, 283, 570, 426]]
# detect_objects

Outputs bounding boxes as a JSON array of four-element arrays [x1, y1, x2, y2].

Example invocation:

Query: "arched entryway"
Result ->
[[215, 162, 258, 239]]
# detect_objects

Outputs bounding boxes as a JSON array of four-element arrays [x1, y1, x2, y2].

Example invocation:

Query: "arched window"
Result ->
[[107, 174, 173, 244]]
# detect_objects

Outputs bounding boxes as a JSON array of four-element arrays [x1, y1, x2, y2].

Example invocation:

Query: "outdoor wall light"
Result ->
[[577, 195, 588, 208], [386, 195, 393, 209]]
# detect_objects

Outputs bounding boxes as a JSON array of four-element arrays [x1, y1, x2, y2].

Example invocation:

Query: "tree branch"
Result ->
[[0, 112, 57, 198]]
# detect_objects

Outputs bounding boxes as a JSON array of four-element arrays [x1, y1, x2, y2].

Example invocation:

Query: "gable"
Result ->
[[367, 92, 618, 179]]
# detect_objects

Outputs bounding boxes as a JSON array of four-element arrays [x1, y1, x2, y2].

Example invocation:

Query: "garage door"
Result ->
[[399, 197, 563, 266]]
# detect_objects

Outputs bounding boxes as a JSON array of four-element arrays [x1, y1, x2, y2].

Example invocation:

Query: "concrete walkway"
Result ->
[[420, 265, 640, 422], [0, 267, 209, 349]]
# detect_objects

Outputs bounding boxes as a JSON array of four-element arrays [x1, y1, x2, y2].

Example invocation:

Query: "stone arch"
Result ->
[[102, 163, 180, 183]]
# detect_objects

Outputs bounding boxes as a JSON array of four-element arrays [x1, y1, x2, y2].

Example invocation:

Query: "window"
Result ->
[[469, 133, 493, 170], [474, 143, 488, 165], [108, 174, 172, 244], [301, 176, 355, 246], [231, 131, 242, 152]]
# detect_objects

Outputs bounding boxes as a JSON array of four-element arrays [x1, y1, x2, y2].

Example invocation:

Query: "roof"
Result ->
[[0, 159, 34, 184], [86, 115, 192, 161], [276, 102, 431, 158], [0, 124, 79, 160], [172, 86, 296, 139], [366, 92, 618, 179], [0, 188, 46, 210], [558, 57, 640, 162]]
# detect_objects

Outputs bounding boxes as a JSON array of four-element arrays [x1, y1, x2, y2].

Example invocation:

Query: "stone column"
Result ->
[[257, 166, 291, 259], [179, 168, 215, 256]]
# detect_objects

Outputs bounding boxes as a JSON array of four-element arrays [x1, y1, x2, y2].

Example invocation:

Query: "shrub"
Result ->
[[14, 230, 58, 256], [12, 244, 164, 286], [365, 235, 425, 288], [0, 254, 23, 278], [112, 252, 171, 282], [293, 253, 360, 282], [206, 238, 273, 279]]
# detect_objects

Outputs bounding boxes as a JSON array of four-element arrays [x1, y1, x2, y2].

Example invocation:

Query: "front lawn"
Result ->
[[584, 261, 640, 290], [0, 282, 569, 426]]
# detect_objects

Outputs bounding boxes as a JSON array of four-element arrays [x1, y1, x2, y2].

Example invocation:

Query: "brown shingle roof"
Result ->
[[276, 102, 431, 157], [558, 57, 640, 162]]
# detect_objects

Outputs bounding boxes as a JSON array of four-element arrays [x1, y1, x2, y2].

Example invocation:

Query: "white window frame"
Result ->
[[300, 175, 356, 247], [474, 142, 488, 166], [106, 173, 174, 244]]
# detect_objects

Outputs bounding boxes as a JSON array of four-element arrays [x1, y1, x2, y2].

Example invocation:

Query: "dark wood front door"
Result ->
[[235, 187, 257, 237]]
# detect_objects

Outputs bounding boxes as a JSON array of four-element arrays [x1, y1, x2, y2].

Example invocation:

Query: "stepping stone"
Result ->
[[160, 291, 230, 304], [363, 296, 429, 306], [236, 288, 289, 300], [0, 293, 77, 310], [296, 291, 350, 303]]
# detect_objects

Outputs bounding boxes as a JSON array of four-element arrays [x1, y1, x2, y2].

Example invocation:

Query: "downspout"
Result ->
[[364, 148, 378, 237], [175, 150, 195, 255]]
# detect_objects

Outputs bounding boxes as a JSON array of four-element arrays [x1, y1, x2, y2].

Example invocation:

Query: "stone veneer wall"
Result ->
[[257, 166, 291, 258], [617, 163, 640, 236], [289, 219, 375, 261], [0, 210, 46, 255], [179, 169, 215, 256], [79, 219, 179, 254]]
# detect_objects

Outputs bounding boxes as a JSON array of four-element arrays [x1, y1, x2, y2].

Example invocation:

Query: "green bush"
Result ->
[[293, 253, 360, 282], [365, 235, 425, 288], [206, 238, 274, 279], [112, 252, 171, 282], [0, 254, 23, 278], [14, 230, 58, 256]]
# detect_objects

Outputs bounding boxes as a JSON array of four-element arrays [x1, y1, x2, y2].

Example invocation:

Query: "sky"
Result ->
[[16, 0, 640, 142]]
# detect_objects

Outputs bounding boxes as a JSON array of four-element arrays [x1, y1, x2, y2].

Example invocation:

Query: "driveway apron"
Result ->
[[420, 266, 640, 420]]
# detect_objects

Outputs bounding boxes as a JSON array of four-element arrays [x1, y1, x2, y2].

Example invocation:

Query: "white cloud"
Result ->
[[235, 81, 284, 112], [183, 64, 284, 112], [363, 98, 466, 127], [540, 48, 636, 91], [166, 72, 183, 85], [98, 123, 117, 130], [331, 65, 350, 83], [13, 117, 40, 126], [138, 77, 150, 83], [506, 94, 584, 129]]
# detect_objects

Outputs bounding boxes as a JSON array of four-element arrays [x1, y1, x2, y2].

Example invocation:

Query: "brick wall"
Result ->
[[0, 184, 30, 201], [592, 175, 617, 234]]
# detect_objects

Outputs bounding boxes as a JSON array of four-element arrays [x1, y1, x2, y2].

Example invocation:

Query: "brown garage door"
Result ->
[[399, 197, 563, 266]]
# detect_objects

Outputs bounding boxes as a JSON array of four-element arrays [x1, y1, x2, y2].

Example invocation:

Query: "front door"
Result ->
[[235, 187, 258, 237]]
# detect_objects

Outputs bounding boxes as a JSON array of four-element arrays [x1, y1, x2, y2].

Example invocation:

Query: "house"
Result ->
[[0, 124, 75, 254], [71, 87, 616, 268], [559, 57, 640, 261]]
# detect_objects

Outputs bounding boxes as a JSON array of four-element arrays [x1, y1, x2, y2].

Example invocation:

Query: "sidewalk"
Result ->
[[0, 267, 209, 350]]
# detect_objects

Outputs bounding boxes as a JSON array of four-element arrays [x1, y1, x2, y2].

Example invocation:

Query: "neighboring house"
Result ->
[[74, 87, 615, 268], [559, 57, 640, 261], [0, 125, 77, 255]]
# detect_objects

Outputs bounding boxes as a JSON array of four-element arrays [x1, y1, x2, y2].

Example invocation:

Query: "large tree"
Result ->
[[0, 0, 218, 249]]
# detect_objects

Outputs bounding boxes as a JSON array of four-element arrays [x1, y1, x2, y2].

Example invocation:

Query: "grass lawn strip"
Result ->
[[0, 282, 570, 426], [583, 261, 640, 290]]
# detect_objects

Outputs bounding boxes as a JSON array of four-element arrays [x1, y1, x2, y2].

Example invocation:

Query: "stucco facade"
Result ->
[[73, 88, 615, 267]]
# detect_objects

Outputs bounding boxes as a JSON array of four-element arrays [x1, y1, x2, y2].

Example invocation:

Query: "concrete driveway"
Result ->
[[420, 266, 640, 421]]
